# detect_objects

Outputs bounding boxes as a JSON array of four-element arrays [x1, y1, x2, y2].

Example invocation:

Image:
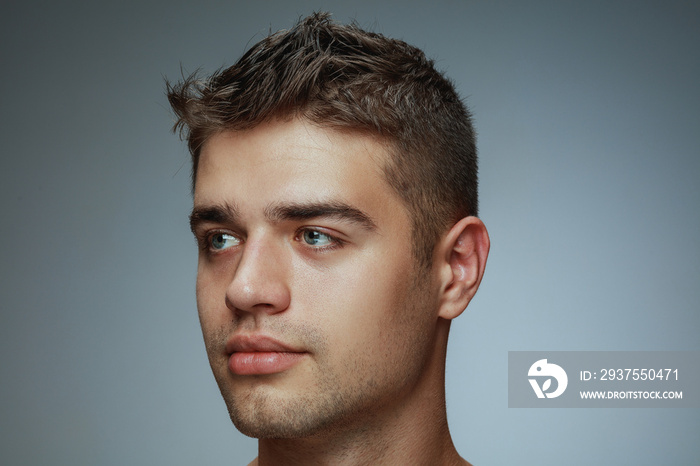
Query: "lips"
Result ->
[[226, 334, 307, 375]]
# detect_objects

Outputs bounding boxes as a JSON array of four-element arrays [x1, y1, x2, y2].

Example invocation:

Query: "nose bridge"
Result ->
[[226, 231, 290, 315]]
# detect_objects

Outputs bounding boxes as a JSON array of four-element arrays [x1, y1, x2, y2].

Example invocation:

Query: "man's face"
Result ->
[[191, 119, 442, 438]]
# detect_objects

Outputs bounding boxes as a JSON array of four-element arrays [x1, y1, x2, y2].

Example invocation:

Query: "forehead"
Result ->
[[194, 119, 399, 211]]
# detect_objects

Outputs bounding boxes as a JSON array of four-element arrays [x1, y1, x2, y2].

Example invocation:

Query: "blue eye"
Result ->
[[210, 233, 239, 251], [301, 229, 334, 247]]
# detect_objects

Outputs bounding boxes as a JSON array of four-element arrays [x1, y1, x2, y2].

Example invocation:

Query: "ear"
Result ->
[[436, 216, 490, 320]]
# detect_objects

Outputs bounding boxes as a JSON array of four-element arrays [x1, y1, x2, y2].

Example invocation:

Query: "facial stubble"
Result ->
[[206, 275, 437, 440]]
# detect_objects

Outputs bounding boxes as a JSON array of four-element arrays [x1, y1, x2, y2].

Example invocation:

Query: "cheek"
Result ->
[[195, 265, 229, 330], [194, 271, 233, 367], [297, 254, 418, 350]]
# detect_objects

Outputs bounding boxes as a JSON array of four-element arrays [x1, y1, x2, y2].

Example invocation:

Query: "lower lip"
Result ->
[[228, 352, 306, 375]]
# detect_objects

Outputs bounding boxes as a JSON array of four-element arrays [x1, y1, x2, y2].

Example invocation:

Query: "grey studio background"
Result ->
[[1, 1, 698, 465]]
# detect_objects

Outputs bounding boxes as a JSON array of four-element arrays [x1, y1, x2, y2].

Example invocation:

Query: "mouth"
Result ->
[[225, 334, 308, 376]]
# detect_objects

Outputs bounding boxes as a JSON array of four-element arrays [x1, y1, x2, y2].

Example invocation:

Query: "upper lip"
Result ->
[[225, 334, 304, 354]]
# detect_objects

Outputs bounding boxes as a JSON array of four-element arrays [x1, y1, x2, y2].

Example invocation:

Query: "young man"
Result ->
[[168, 12, 489, 465]]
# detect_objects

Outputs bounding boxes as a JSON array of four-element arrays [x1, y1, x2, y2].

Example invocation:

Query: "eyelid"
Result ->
[[195, 225, 346, 254], [296, 226, 345, 251], [198, 228, 242, 253]]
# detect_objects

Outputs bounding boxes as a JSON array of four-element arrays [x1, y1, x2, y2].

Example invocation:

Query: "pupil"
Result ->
[[306, 231, 320, 244], [213, 234, 224, 248]]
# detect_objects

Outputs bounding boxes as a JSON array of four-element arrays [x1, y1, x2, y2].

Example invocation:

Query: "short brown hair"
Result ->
[[167, 12, 478, 268]]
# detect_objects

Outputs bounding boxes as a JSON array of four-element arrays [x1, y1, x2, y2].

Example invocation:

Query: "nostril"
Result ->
[[225, 276, 291, 315]]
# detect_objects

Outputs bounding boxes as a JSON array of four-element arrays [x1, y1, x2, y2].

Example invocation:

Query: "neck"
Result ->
[[251, 319, 470, 466]]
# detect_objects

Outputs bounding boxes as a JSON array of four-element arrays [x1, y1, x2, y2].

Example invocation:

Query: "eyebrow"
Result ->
[[189, 202, 239, 233], [189, 200, 377, 233], [264, 201, 377, 231]]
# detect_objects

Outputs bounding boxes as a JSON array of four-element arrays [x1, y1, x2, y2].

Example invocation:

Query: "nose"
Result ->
[[225, 236, 291, 316]]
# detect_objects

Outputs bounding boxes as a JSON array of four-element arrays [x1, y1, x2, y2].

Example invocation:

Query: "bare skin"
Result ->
[[193, 119, 488, 466], [249, 318, 473, 465]]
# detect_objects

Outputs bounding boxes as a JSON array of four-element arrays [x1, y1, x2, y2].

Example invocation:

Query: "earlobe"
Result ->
[[437, 216, 490, 320]]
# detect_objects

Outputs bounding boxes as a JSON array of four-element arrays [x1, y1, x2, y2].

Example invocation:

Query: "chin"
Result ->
[[223, 385, 359, 440], [229, 407, 328, 439]]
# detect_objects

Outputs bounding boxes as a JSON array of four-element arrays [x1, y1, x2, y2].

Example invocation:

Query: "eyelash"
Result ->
[[295, 227, 345, 252], [198, 230, 241, 254], [198, 228, 345, 254]]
